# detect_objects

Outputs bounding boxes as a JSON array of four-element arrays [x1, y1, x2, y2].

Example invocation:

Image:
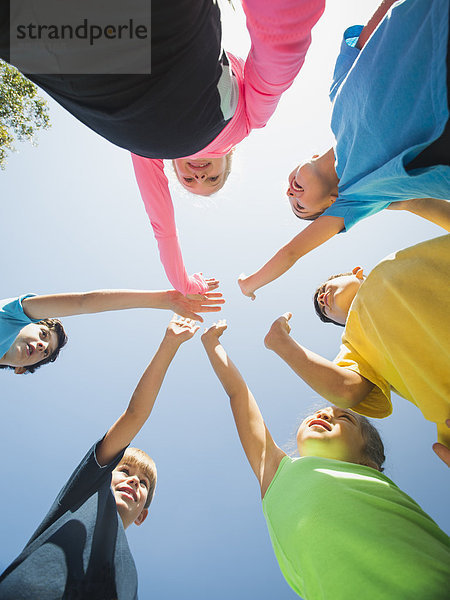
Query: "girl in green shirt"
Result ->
[[201, 320, 450, 600]]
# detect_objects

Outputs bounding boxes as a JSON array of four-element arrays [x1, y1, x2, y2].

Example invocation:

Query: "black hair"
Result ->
[[0, 318, 68, 374], [313, 272, 354, 327]]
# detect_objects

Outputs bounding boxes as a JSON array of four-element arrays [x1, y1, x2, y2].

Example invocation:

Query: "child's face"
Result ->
[[111, 461, 150, 529], [173, 156, 227, 196], [316, 268, 364, 325], [297, 406, 366, 465], [287, 161, 336, 219], [1, 323, 59, 374]]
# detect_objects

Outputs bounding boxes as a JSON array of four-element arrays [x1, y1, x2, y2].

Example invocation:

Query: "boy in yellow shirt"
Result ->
[[264, 234, 450, 465]]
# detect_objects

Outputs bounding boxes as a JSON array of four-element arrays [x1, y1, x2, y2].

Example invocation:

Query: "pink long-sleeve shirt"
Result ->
[[132, 0, 325, 295]]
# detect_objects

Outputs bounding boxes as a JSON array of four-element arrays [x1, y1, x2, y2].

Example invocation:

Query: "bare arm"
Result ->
[[264, 314, 373, 406], [96, 316, 199, 466], [357, 0, 398, 50], [21, 287, 224, 323], [201, 322, 285, 498], [238, 216, 343, 299], [387, 198, 450, 231]]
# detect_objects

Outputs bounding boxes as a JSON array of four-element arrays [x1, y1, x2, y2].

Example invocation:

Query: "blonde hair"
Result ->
[[172, 149, 234, 195], [118, 448, 157, 509]]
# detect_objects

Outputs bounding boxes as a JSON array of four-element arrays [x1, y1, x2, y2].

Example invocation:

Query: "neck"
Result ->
[[315, 148, 339, 195]]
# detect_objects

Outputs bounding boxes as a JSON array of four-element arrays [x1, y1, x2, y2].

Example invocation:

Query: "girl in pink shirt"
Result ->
[[132, 0, 325, 295], [1, 0, 324, 295]]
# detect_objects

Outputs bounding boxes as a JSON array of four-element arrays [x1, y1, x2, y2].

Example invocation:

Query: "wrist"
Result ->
[[160, 334, 182, 353], [201, 336, 221, 350], [264, 328, 288, 351], [164, 289, 179, 309]]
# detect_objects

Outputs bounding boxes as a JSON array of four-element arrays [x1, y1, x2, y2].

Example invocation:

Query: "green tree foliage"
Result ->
[[0, 60, 50, 169]]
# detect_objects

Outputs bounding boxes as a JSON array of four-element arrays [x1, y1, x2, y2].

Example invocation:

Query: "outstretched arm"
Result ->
[[356, 0, 398, 50], [242, 0, 325, 129], [96, 315, 199, 466], [202, 321, 285, 498], [131, 154, 212, 296], [264, 313, 373, 406], [21, 288, 224, 323], [238, 215, 343, 299], [387, 198, 450, 232]]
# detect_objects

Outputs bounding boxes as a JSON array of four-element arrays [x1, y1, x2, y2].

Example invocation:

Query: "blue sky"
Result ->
[[1, 1, 448, 599]]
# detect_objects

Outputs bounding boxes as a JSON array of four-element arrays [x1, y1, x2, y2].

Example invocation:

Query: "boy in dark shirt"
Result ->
[[0, 314, 200, 599]]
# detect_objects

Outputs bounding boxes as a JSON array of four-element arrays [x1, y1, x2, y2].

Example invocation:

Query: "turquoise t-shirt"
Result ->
[[262, 456, 450, 599], [0, 295, 39, 359], [323, 0, 450, 231]]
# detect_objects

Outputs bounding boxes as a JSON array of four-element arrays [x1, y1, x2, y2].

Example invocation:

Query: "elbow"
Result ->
[[333, 381, 370, 408], [77, 291, 98, 313], [280, 245, 301, 268]]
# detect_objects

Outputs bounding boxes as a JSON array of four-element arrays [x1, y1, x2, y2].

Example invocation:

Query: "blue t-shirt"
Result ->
[[323, 0, 450, 231], [0, 295, 39, 359], [0, 441, 138, 600]]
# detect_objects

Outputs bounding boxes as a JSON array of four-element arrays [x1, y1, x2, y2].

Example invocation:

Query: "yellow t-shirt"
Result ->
[[334, 234, 450, 446]]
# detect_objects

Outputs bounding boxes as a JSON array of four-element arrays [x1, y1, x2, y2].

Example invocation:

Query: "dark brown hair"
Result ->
[[353, 412, 386, 472], [313, 272, 354, 327], [0, 318, 68, 374]]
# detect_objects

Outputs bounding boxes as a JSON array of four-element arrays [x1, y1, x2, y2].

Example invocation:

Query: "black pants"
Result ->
[[406, 9, 450, 170], [0, 1, 228, 158]]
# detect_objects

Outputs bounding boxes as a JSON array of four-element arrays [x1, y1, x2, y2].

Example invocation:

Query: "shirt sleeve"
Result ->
[[0, 294, 39, 324], [322, 196, 391, 232], [329, 25, 363, 103], [242, 0, 325, 129], [28, 439, 126, 545], [130, 154, 209, 296], [334, 342, 393, 418]]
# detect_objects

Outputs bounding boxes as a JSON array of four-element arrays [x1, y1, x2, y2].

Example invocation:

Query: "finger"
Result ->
[[199, 301, 225, 308], [250, 293, 256, 301], [432, 442, 450, 467], [282, 312, 292, 321], [181, 310, 203, 322], [198, 297, 225, 304], [203, 293, 224, 299], [193, 313, 204, 322], [199, 306, 222, 313]]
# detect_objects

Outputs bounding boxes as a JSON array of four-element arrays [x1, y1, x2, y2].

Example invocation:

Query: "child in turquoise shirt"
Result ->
[[239, 0, 450, 299], [0, 285, 222, 374]]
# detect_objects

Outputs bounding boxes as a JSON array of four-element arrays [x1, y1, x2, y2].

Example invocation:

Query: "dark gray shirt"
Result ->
[[0, 441, 137, 600]]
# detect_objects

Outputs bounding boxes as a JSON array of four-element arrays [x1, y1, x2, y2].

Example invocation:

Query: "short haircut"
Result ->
[[293, 210, 323, 222], [352, 412, 386, 472], [313, 272, 354, 327], [118, 448, 157, 509], [0, 318, 68, 374]]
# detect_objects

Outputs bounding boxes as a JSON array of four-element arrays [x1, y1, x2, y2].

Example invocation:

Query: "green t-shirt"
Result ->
[[262, 456, 449, 599]]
